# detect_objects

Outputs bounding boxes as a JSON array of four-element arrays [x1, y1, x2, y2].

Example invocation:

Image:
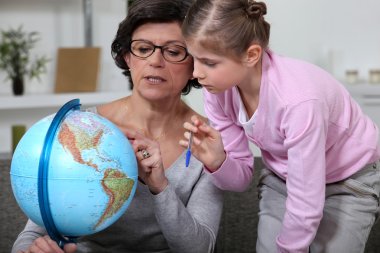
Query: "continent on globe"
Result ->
[[58, 112, 108, 171], [95, 168, 135, 228]]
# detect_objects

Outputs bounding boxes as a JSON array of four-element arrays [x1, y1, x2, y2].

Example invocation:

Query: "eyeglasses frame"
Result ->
[[129, 39, 190, 63]]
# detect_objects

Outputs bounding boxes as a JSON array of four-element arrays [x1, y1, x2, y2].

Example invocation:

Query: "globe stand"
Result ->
[[38, 99, 81, 248]]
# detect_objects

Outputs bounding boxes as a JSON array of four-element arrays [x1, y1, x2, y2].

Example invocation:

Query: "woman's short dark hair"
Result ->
[[111, 0, 201, 95]]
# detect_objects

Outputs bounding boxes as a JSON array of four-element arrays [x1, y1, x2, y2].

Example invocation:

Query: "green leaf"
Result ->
[[0, 26, 49, 82]]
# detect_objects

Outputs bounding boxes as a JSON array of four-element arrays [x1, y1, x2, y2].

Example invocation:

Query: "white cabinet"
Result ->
[[0, 92, 128, 154]]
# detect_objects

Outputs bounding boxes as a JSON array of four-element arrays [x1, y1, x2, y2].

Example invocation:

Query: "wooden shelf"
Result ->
[[0, 91, 129, 110]]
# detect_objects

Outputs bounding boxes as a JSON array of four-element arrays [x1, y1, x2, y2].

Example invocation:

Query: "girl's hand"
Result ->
[[180, 115, 226, 172], [124, 129, 168, 194], [19, 235, 77, 253]]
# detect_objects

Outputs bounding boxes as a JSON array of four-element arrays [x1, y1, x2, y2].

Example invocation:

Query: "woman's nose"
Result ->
[[147, 49, 165, 66]]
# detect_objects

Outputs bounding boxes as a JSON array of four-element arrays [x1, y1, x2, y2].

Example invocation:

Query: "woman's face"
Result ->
[[125, 22, 193, 100]]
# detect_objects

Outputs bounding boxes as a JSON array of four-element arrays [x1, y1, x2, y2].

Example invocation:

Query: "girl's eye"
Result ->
[[204, 61, 216, 67]]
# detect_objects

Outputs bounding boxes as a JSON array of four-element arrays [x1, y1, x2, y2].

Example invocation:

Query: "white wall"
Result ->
[[265, 0, 380, 82], [1, 0, 380, 155], [0, 0, 128, 95], [1, 0, 380, 93]]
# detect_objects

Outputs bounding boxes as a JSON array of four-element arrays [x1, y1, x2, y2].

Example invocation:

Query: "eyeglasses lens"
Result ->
[[130, 40, 188, 63]]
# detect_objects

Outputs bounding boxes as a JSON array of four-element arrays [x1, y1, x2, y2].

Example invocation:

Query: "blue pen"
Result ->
[[185, 131, 193, 168]]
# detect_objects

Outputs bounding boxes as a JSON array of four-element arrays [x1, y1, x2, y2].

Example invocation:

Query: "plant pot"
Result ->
[[12, 76, 24, 96]]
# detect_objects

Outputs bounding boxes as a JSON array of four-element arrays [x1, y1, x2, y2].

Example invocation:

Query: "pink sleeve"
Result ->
[[203, 89, 254, 192], [277, 100, 327, 252]]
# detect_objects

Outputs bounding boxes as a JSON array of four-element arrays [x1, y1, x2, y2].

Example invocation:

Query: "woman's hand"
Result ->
[[180, 115, 226, 172], [18, 235, 77, 253], [124, 129, 168, 194]]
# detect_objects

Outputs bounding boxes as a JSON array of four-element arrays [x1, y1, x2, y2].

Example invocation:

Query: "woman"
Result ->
[[180, 0, 380, 252], [12, 0, 223, 252]]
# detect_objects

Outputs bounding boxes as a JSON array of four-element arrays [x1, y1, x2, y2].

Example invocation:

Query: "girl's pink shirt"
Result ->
[[203, 50, 380, 252]]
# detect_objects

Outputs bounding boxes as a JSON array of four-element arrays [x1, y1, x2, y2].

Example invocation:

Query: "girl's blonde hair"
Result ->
[[182, 0, 270, 59]]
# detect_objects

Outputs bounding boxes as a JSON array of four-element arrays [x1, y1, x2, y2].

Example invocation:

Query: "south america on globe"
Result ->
[[10, 101, 138, 241]]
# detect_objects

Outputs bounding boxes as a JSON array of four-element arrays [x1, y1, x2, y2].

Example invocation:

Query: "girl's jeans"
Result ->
[[256, 160, 380, 253]]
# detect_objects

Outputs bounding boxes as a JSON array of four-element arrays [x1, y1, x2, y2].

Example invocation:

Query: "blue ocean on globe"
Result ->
[[10, 109, 138, 237]]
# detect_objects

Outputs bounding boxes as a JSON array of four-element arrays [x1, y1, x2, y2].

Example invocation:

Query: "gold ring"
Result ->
[[141, 149, 150, 159]]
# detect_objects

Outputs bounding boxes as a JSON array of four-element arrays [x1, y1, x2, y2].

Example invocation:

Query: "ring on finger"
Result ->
[[141, 149, 151, 159]]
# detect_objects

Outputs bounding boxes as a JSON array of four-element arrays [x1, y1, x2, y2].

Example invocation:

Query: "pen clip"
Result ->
[[187, 131, 193, 150]]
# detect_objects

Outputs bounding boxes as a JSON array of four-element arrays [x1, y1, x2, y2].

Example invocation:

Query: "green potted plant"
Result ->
[[0, 26, 49, 95]]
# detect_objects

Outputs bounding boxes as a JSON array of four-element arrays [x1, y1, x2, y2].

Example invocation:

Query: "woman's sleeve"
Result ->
[[203, 89, 254, 192], [153, 171, 223, 253], [12, 219, 48, 253]]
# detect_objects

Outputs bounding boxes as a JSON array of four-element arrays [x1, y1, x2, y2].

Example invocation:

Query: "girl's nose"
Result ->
[[192, 62, 205, 80]]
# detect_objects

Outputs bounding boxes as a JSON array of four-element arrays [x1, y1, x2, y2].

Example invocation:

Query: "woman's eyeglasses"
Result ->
[[130, 40, 189, 63]]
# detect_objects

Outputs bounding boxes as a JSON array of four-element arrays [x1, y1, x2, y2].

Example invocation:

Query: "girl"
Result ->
[[180, 0, 380, 252]]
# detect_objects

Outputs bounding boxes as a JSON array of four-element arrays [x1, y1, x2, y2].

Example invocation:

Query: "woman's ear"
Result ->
[[124, 54, 131, 67], [244, 44, 262, 67]]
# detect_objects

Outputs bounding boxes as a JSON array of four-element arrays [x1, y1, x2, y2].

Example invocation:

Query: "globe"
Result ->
[[10, 100, 138, 244]]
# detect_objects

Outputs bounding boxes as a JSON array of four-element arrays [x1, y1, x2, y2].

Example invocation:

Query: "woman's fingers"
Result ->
[[123, 127, 149, 143], [63, 243, 77, 253], [122, 127, 138, 140], [123, 128, 165, 191], [130, 133, 156, 154], [27, 235, 64, 253]]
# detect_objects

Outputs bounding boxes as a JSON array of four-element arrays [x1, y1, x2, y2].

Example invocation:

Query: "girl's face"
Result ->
[[125, 22, 193, 100], [187, 42, 247, 94]]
